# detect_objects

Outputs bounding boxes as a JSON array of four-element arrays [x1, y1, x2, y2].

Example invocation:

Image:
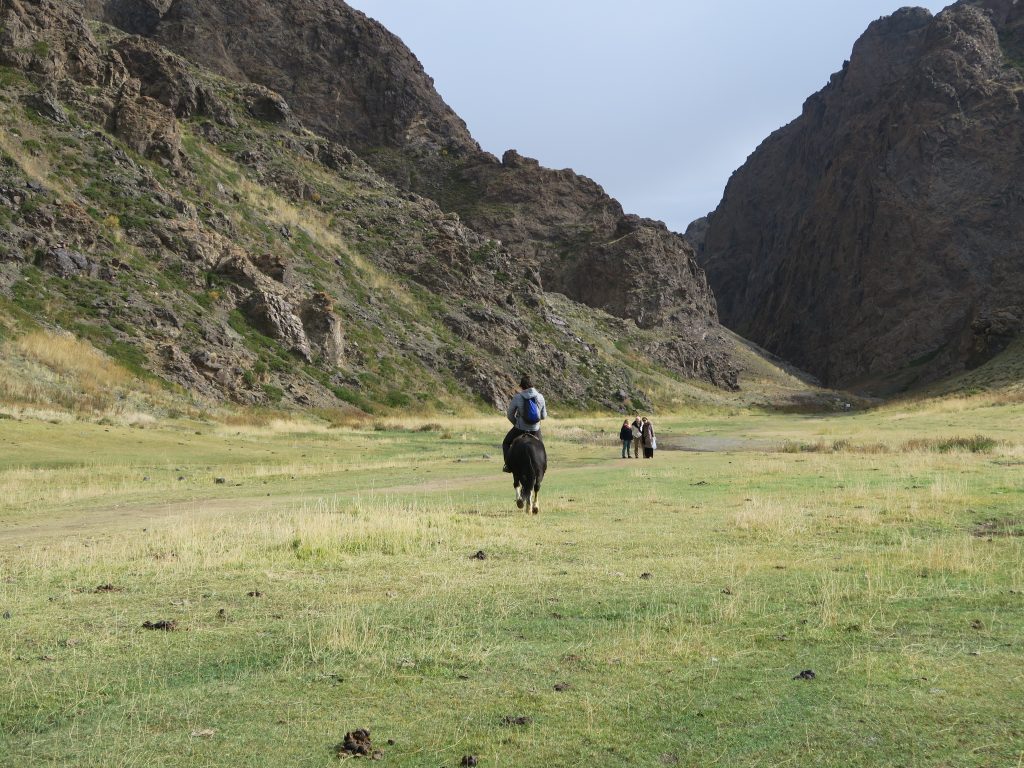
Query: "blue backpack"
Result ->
[[522, 395, 541, 425]]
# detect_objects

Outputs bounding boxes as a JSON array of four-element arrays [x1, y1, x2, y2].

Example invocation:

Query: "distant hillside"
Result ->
[[697, 0, 1024, 395], [78, 0, 740, 389], [0, 0, 819, 417]]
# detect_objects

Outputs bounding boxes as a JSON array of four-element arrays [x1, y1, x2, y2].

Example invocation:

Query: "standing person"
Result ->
[[642, 417, 657, 459], [630, 415, 643, 459], [618, 419, 633, 458], [502, 375, 547, 472]]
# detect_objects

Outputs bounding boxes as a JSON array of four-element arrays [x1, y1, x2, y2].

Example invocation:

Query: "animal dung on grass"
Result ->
[[334, 729, 382, 759], [470, 550, 487, 560], [94, 584, 122, 593], [461, 756, 479, 767], [247, 590, 263, 597], [554, 682, 572, 692], [640, 572, 653, 580], [793, 669, 816, 681], [501, 715, 532, 727], [142, 620, 177, 631]]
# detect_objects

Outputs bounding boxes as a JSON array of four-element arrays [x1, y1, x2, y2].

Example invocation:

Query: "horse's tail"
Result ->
[[528, 447, 542, 493]]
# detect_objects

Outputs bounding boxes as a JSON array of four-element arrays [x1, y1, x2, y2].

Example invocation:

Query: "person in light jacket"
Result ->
[[630, 415, 643, 459], [502, 375, 547, 472]]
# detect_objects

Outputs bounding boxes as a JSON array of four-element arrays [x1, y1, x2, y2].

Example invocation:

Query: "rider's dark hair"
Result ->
[[520, 375, 533, 389]]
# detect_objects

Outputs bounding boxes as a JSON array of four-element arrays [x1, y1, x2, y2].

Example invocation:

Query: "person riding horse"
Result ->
[[502, 375, 546, 472], [503, 376, 548, 514]]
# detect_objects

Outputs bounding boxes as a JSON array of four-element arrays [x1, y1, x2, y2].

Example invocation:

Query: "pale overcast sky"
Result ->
[[346, 1, 950, 232]]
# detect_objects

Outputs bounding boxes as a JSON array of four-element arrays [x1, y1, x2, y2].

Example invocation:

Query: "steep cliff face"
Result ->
[[699, 1, 1024, 392], [78, 0, 737, 388]]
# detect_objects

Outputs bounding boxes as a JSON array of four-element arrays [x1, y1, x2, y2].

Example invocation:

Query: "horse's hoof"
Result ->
[[532, 507, 539, 515], [516, 499, 525, 509]]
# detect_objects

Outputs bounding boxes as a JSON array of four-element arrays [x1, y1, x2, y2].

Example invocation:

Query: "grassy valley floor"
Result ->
[[1, 403, 1023, 766]]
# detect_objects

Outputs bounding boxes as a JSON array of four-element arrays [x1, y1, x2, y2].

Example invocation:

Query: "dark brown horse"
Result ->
[[508, 432, 546, 515]]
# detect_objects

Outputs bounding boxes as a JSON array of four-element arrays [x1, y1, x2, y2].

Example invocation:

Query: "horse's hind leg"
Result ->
[[532, 485, 540, 515], [514, 479, 525, 509], [521, 488, 532, 514]]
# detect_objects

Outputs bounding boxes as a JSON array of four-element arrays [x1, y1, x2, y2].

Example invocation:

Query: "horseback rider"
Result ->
[[502, 375, 547, 472]]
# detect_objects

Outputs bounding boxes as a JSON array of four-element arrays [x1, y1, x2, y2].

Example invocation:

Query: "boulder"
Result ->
[[244, 84, 291, 124], [38, 246, 97, 278], [112, 36, 206, 117], [112, 92, 183, 168], [21, 92, 68, 124], [243, 288, 312, 360], [300, 291, 344, 366], [252, 252, 294, 284]]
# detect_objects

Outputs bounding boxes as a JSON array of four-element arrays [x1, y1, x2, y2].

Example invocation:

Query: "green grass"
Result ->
[[1, 403, 1023, 766]]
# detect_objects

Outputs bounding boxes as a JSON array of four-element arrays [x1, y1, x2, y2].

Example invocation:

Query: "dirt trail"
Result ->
[[1, 494, 287, 544], [1, 438, 768, 544], [0, 472, 504, 545]]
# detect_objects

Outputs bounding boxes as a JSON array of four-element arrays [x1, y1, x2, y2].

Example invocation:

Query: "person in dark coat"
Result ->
[[641, 417, 656, 459], [619, 419, 633, 458]]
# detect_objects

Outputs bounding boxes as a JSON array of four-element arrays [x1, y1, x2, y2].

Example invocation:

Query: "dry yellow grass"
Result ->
[[0, 331, 191, 424], [0, 124, 56, 189], [878, 388, 1024, 415], [731, 496, 810, 535], [16, 331, 130, 390]]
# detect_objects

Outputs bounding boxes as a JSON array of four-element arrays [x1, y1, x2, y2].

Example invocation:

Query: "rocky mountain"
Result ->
[[0, 0, 784, 416], [76, 0, 738, 390], [698, 0, 1024, 393]]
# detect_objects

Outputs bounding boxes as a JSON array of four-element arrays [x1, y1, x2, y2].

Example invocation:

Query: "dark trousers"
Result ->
[[503, 427, 542, 464]]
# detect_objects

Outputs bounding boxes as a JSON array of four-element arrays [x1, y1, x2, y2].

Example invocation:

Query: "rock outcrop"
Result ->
[[111, 35, 209, 118], [457, 151, 719, 331], [1, 0, 104, 82], [699, 1, 1024, 392], [81, 0, 478, 153], [111, 90, 184, 168]]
